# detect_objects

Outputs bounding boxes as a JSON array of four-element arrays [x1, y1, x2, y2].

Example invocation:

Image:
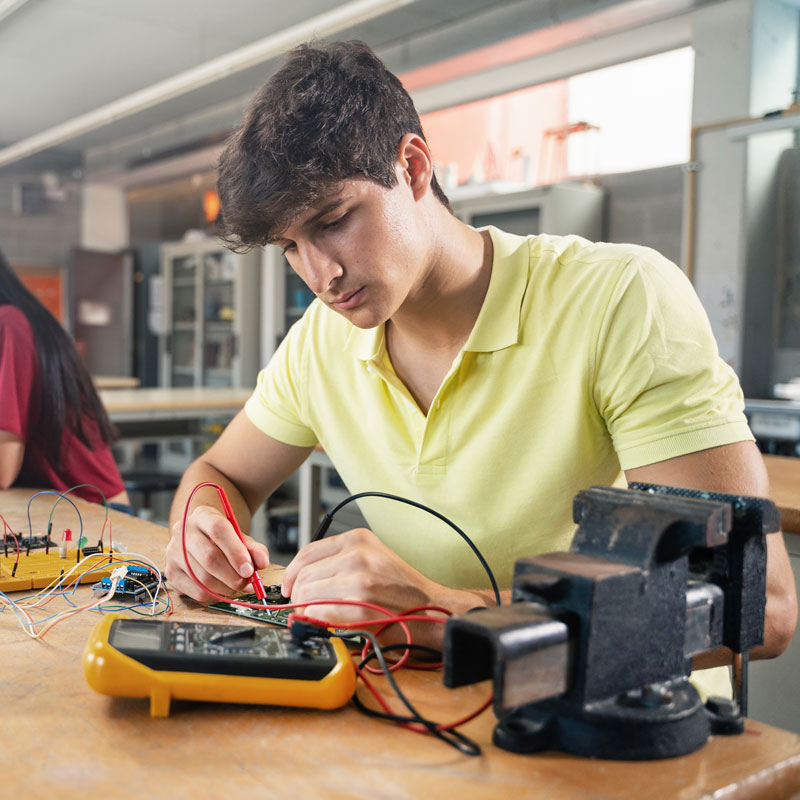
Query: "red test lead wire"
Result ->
[[217, 487, 269, 607]]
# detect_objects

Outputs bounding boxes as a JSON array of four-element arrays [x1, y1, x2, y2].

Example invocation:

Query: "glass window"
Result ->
[[420, 80, 568, 190], [414, 47, 694, 187], [566, 47, 695, 176]]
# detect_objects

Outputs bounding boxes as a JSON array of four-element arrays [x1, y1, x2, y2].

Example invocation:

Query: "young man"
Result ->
[[165, 41, 796, 693]]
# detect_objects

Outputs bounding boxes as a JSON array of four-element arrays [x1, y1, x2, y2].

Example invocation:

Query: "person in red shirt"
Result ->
[[0, 248, 128, 506]]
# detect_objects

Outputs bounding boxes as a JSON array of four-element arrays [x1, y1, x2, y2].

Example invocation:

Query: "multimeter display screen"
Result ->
[[110, 620, 163, 651], [107, 619, 340, 680]]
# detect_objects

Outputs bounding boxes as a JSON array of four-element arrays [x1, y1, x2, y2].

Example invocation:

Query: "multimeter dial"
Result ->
[[108, 618, 338, 679]]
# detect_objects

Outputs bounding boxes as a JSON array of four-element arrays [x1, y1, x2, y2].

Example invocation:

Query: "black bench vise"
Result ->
[[443, 484, 779, 760]]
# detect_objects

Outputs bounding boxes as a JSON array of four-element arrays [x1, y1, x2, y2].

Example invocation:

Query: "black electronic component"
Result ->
[[264, 584, 290, 604], [7, 533, 55, 555]]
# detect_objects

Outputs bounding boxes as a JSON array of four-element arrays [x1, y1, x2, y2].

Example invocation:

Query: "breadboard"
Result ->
[[0, 550, 115, 592]]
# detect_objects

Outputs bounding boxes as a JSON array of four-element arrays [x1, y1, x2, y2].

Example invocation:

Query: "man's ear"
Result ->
[[396, 133, 434, 200]]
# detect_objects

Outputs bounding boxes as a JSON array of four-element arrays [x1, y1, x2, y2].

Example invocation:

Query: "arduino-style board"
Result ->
[[90, 565, 161, 602]]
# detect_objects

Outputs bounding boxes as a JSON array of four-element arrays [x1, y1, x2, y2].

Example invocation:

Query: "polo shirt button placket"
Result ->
[[413, 392, 450, 480]]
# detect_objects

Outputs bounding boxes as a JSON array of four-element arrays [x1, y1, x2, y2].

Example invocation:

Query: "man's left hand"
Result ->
[[280, 528, 494, 643]]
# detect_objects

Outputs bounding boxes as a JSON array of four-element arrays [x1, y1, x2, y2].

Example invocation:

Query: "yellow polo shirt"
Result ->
[[247, 226, 751, 584], [246, 227, 751, 699]]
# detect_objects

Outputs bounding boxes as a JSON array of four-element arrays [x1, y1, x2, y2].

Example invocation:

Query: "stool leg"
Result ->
[[138, 490, 153, 521]]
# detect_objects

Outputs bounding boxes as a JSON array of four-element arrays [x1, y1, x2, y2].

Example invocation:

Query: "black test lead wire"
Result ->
[[312, 491, 502, 607], [326, 627, 482, 757]]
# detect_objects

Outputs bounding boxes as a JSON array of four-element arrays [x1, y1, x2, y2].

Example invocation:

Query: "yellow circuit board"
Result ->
[[0, 549, 115, 592]]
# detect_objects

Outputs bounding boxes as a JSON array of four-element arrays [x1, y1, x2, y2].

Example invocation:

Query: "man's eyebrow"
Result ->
[[270, 197, 349, 246], [303, 197, 347, 227]]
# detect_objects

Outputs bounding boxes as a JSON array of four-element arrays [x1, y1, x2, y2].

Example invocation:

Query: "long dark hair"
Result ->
[[0, 249, 116, 468]]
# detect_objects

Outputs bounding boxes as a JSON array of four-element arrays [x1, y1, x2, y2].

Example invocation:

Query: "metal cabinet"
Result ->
[[260, 244, 315, 362], [450, 181, 603, 240], [159, 239, 261, 388]]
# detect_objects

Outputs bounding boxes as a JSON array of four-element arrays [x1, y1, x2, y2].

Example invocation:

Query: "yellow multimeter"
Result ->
[[83, 615, 356, 717]]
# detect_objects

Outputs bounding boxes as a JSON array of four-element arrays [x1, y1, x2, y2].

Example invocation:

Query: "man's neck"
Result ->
[[383, 217, 493, 415], [389, 217, 493, 352]]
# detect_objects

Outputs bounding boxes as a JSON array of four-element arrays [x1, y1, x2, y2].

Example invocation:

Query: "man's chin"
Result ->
[[331, 304, 386, 330]]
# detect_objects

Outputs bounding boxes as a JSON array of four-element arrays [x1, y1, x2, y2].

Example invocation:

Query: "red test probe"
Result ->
[[218, 490, 269, 608]]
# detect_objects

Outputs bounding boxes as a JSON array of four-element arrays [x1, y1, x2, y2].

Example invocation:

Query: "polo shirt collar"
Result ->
[[343, 317, 384, 361], [463, 226, 529, 353], [343, 225, 530, 361]]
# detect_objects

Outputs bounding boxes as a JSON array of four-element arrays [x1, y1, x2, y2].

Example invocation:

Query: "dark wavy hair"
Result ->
[[0, 249, 117, 469], [216, 39, 450, 251]]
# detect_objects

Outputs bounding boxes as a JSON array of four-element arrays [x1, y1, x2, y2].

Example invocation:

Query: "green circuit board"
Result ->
[[207, 593, 360, 643], [208, 593, 291, 627]]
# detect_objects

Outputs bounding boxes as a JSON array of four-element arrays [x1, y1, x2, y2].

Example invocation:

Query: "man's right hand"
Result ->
[[164, 504, 270, 603], [163, 411, 313, 602]]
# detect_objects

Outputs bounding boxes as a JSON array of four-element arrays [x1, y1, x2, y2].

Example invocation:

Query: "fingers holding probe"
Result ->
[[164, 504, 269, 603]]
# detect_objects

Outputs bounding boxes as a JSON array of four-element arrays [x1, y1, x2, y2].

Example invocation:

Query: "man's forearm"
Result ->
[[466, 587, 513, 609]]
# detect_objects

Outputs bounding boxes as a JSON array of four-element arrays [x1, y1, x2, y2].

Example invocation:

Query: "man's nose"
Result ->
[[297, 242, 342, 294]]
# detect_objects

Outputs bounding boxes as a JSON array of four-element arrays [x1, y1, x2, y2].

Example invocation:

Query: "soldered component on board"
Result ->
[[91, 564, 160, 603], [209, 587, 292, 626], [4, 532, 54, 555]]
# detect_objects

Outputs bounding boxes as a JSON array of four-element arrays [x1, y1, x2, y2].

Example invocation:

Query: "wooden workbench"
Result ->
[[99, 385, 253, 422], [93, 375, 142, 390], [2, 488, 799, 799], [764, 454, 800, 535]]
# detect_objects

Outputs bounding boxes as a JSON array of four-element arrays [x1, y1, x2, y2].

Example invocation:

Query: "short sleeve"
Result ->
[[592, 253, 752, 470], [244, 316, 319, 447], [0, 308, 37, 439]]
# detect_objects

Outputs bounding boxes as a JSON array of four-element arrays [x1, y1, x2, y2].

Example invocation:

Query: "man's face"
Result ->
[[274, 176, 427, 329]]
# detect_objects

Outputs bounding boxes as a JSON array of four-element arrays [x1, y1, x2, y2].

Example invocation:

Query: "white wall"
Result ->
[[81, 182, 128, 251]]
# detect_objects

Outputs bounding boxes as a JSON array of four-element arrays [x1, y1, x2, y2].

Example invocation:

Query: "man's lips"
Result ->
[[329, 286, 365, 309]]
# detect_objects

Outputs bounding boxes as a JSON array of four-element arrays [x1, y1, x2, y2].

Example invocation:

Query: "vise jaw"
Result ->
[[443, 485, 778, 760]]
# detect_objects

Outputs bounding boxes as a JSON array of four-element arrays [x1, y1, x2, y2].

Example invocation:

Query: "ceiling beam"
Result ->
[[0, 0, 420, 169], [0, 0, 30, 25]]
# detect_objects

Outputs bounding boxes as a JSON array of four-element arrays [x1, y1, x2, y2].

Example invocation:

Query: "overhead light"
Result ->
[[203, 190, 221, 223], [0, 0, 30, 25], [0, 0, 420, 169]]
